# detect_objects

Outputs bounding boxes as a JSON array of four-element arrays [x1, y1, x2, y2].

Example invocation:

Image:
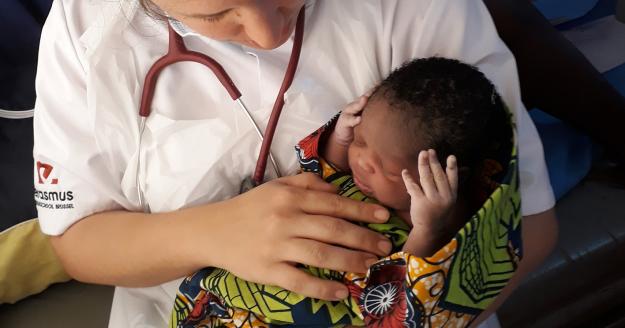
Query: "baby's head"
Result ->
[[348, 57, 512, 212]]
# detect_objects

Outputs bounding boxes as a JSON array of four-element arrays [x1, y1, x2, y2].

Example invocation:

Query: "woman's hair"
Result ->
[[372, 57, 513, 179], [138, 0, 166, 20]]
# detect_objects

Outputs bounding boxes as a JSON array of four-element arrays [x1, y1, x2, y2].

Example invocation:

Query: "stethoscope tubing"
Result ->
[[136, 117, 148, 212], [236, 99, 281, 178], [135, 7, 305, 212], [252, 9, 305, 184]]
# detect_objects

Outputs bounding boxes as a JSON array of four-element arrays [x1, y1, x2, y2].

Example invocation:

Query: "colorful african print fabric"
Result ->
[[171, 115, 522, 328]]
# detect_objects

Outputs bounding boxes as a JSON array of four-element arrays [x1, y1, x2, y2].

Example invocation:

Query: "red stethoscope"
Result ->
[[136, 8, 305, 211]]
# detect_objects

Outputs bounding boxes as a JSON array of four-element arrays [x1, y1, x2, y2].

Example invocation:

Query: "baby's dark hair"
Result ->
[[372, 57, 513, 183]]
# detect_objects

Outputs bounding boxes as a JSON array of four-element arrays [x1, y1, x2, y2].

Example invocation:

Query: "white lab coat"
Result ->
[[33, 0, 554, 327]]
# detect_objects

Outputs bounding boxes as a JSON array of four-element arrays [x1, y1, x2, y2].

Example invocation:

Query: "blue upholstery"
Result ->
[[532, 0, 624, 199], [0, 0, 52, 230], [0, 0, 53, 110]]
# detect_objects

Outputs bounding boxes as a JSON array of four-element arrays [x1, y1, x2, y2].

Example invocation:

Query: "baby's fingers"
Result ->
[[363, 87, 375, 98], [343, 96, 367, 115], [401, 169, 423, 199], [418, 150, 437, 198], [428, 149, 451, 198], [344, 115, 362, 128], [446, 155, 459, 199]]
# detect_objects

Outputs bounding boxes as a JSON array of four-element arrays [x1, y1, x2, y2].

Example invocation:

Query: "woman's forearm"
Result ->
[[484, 0, 625, 161], [49, 204, 224, 287]]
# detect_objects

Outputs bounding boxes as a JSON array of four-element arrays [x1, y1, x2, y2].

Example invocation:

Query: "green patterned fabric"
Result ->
[[171, 115, 521, 328], [443, 153, 521, 311]]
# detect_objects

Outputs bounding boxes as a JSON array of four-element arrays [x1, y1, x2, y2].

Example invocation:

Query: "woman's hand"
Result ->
[[401, 149, 458, 256], [205, 172, 392, 301]]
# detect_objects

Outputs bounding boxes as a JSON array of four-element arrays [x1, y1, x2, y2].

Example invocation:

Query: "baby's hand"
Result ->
[[324, 90, 373, 170], [332, 96, 367, 146], [402, 149, 458, 235]]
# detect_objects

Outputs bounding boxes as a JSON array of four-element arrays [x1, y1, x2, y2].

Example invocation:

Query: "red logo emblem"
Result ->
[[36, 161, 59, 184]]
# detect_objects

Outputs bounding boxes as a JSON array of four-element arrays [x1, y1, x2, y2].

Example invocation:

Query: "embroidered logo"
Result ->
[[36, 161, 59, 184], [35, 161, 75, 210]]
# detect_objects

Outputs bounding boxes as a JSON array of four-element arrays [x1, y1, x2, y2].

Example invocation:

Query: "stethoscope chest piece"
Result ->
[[239, 175, 257, 194]]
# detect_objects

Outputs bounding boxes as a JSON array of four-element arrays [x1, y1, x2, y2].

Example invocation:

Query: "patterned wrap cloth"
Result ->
[[171, 114, 522, 328]]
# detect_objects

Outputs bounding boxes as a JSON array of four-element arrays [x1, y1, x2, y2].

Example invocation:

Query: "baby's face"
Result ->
[[347, 98, 424, 212]]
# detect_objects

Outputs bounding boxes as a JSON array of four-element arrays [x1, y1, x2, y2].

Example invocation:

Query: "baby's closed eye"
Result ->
[[383, 169, 402, 181]]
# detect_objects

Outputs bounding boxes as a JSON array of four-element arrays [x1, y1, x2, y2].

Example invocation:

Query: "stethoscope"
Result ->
[[136, 8, 305, 212]]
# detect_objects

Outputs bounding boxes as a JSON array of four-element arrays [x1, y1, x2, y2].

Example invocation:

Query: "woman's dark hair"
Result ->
[[373, 57, 513, 181], [138, 0, 167, 20]]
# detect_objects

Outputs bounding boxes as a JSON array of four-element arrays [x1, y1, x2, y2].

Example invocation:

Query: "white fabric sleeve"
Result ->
[[384, 0, 556, 215], [33, 0, 126, 235]]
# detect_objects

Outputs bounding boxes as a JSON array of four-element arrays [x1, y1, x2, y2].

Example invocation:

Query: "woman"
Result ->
[[34, 1, 557, 327]]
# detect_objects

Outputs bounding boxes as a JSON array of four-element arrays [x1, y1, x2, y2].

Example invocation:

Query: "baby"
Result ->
[[173, 57, 514, 328], [320, 57, 511, 257]]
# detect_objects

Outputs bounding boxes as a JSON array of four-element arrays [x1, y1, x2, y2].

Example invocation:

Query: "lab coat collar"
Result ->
[[168, 18, 200, 38], [78, 0, 143, 59]]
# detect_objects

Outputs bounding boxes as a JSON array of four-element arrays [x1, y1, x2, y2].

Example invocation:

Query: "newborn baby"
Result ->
[[173, 57, 515, 328]]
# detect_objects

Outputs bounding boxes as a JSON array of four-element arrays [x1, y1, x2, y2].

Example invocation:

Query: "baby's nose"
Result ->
[[358, 157, 375, 174]]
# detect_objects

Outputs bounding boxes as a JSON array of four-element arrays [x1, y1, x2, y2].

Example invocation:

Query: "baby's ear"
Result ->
[[457, 166, 472, 185]]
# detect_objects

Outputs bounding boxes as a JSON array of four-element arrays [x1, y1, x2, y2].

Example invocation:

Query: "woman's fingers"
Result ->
[[285, 238, 379, 273], [294, 215, 392, 257], [274, 264, 350, 301], [222, 178, 391, 302], [282, 172, 337, 193], [274, 173, 391, 252], [297, 188, 390, 224]]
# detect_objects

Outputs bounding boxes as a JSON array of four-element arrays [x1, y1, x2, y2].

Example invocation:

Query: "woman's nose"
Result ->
[[244, 7, 286, 49]]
